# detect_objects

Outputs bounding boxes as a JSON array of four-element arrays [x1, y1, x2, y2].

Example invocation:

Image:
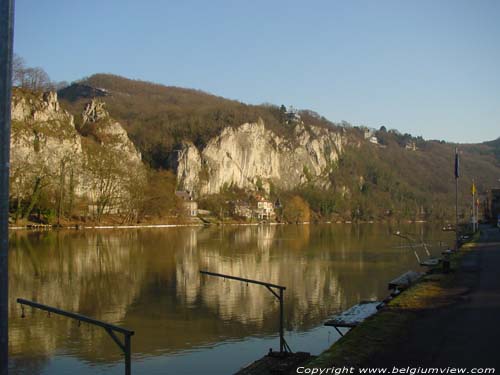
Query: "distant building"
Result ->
[[256, 197, 275, 220], [364, 129, 379, 144], [233, 200, 253, 219], [286, 106, 301, 124], [175, 190, 198, 217], [175, 190, 192, 201], [232, 196, 276, 220], [183, 201, 198, 217], [405, 141, 417, 151]]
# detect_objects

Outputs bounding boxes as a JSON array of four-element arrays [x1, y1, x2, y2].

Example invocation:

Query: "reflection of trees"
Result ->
[[176, 224, 344, 330], [8, 223, 452, 371], [175, 223, 450, 335], [8, 230, 148, 363]]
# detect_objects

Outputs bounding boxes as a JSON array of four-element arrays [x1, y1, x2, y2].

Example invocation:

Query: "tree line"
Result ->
[[13, 54, 68, 92]]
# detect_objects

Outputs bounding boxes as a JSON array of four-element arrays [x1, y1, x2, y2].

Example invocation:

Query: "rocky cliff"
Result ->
[[10, 89, 85, 197], [9, 88, 144, 221], [79, 99, 141, 164], [176, 120, 345, 196]]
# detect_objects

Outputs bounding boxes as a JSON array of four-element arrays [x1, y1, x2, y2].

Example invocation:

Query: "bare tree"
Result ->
[[12, 54, 52, 91], [23, 67, 51, 91], [12, 54, 26, 87]]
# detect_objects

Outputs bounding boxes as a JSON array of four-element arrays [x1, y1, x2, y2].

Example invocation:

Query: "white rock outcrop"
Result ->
[[10, 90, 85, 194], [81, 99, 142, 164], [9, 89, 143, 217], [176, 120, 344, 195]]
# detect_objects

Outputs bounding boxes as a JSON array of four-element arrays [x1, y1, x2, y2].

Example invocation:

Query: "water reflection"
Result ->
[[8, 223, 453, 374]]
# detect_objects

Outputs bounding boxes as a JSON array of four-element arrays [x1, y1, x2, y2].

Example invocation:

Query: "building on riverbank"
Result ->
[[175, 190, 198, 217]]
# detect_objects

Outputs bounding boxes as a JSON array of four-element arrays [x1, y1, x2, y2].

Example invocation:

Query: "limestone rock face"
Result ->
[[176, 120, 344, 196], [82, 99, 109, 125], [9, 89, 144, 217], [12, 90, 72, 125], [10, 89, 84, 194], [80, 99, 142, 164]]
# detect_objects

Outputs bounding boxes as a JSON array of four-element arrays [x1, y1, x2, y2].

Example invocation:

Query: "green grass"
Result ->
[[308, 242, 476, 368], [309, 310, 414, 368]]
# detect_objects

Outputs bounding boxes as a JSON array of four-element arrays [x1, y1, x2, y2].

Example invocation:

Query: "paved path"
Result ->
[[383, 226, 500, 369]]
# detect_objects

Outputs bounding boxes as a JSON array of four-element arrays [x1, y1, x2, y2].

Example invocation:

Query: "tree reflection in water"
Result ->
[[8, 223, 452, 374]]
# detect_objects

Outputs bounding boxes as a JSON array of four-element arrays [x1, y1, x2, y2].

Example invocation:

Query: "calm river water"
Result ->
[[7, 223, 453, 375]]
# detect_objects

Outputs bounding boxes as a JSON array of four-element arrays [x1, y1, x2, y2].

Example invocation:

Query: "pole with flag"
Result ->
[[454, 148, 459, 250]]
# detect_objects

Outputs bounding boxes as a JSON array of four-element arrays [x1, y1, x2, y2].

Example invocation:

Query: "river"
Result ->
[[7, 223, 453, 375]]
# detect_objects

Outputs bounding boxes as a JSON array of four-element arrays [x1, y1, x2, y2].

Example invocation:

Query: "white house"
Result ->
[[256, 197, 275, 220], [175, 190, 198, 217]]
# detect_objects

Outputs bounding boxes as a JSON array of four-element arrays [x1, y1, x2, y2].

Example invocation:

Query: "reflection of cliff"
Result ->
[[8, 223, 451, 371], [8, 230, 148, 363], [176, 224, 339, 330]]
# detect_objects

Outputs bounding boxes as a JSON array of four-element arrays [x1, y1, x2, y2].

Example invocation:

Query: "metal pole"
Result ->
[[455, 148, 459, 250], [17, 299, 134, 375], [472, 178, 475, 233], [125, 334, 131, 375], [199, 270, 291, 354], [17, 299, 134, 335], [476, 196, 479, 231], [393, 232, 421, 265], [279, 288, 284, 353], [0, 1, 14, 374], [455, 174, 459, 250], [199, 270, 285, 290]]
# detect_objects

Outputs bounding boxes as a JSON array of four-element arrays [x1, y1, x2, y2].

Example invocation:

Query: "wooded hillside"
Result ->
[[55, 74, 500, 222]]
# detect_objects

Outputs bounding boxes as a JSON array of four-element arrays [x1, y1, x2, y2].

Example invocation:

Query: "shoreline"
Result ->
[[307, 229, 483, 370], [7, 219, 433, 231]]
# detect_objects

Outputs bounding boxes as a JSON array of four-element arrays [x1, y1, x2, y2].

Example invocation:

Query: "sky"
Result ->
[[13, 0, 500, 143]]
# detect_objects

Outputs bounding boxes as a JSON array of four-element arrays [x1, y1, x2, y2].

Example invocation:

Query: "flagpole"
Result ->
[[455, 148, 459, 250], [476, 196, 479, 232], [472, 178, 476, 232]]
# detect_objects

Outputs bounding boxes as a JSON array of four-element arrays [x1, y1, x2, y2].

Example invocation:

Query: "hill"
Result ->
[[54, 74, 500, 222], [59, 74, 339, 169]]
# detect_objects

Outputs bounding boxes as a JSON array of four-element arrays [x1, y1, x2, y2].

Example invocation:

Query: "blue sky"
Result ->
[[13, 0, 500, 143]]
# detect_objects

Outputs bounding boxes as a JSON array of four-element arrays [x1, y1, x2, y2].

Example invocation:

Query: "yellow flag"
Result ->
[[472, 182, 476, 195]]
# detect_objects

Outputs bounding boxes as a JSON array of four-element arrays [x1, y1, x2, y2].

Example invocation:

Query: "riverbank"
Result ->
[[8, 217, 436, 230], [307, 225, 500, 370]]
